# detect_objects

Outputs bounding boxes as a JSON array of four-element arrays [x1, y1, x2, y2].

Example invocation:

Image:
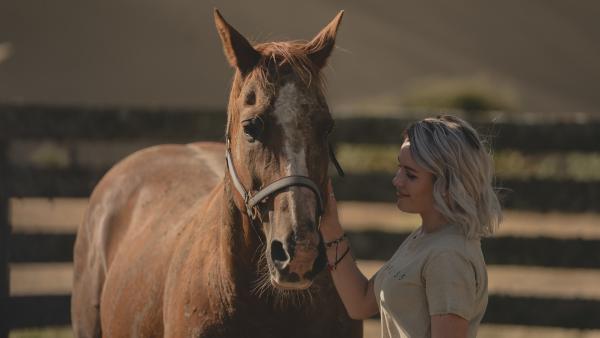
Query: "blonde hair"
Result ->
[[404, 115, 502, 239]]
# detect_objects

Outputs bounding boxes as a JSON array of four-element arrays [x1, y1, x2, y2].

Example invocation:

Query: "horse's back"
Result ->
[[72, 142, 225, 338]]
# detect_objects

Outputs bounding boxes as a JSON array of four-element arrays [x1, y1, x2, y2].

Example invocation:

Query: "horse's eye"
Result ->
[[242, 117, 264, 142], [245, 91, 256, 106]]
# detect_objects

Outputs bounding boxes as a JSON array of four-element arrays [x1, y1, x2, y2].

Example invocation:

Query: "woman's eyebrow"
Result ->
[[397, 156, 418, 174], [404, 166, 417, 174]]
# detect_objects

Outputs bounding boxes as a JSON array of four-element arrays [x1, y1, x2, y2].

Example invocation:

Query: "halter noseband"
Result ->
[[225, 137, 344, 222]]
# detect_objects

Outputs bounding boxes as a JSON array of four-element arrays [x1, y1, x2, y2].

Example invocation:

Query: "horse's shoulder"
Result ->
[[79, 142, 225, 274]]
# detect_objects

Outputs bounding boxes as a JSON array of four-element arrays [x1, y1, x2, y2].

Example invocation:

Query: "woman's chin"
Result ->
[[396, 200, 414, 213]]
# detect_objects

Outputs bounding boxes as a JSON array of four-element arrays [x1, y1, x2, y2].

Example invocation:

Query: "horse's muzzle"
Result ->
[[268, 232, 326, 288]]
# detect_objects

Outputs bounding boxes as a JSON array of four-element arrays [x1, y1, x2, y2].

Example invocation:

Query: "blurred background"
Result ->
[[1, 0, 599, 337]]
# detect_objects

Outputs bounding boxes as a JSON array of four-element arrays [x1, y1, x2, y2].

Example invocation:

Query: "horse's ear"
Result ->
[[214, 9, 261, 74], [306, 11, 344, 69]]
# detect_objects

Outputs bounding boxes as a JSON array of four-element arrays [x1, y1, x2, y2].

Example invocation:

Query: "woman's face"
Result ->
[[392, 141, 436, 214]]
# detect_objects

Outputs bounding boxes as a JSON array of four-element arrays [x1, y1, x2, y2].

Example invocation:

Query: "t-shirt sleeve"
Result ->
[[423, 250, 477, 319]]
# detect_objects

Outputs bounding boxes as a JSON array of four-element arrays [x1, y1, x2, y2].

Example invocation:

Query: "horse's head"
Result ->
[[215, 9, 343, 290]]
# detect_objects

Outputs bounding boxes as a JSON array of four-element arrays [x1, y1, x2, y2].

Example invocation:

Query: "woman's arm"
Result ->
[[431, 314, 468, 338], [320, 182, 379, 320]]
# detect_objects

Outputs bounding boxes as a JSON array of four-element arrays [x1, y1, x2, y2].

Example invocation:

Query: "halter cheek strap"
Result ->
[[225, 136, 344, 224], [225, 142, 324, 220]]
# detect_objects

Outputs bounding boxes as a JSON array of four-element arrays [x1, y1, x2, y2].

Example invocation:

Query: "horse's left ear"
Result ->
[[306, 11, 344, 69]]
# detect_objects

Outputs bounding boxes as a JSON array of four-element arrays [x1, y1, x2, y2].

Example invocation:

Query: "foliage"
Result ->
[[401, 75, 520, 117], [29, 142, 70, 169]]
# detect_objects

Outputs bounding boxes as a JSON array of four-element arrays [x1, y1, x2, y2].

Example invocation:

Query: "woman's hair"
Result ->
[[404, 115, 502, 239]]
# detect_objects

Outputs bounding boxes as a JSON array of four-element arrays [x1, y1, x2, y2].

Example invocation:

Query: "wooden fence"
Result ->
[[1, 104, 600, 335]]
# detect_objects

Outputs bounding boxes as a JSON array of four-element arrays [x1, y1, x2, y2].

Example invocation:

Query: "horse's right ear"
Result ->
[[214, 9, 261, 74]]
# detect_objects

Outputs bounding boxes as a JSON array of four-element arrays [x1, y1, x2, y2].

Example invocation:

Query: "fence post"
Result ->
[[0, 140, 9, 338]]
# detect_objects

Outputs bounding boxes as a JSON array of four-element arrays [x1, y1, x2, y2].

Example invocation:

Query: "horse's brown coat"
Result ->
[[72, 10, 361, 338]]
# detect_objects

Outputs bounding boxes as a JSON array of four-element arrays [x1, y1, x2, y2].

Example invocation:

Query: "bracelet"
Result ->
[[328, 245, 351, 271], [325, 234, 347, 248]]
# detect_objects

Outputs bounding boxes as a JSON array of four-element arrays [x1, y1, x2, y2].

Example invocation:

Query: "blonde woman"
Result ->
[[321, 115, 502, 338]]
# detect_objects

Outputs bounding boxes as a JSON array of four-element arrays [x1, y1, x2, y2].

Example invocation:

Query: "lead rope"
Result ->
[[328, 142, 345, 177]]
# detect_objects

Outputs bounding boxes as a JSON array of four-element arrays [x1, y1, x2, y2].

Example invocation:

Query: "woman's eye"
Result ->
[[242, 117, 264, 142]]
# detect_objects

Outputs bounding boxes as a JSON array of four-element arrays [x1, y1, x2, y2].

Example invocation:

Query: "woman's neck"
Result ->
[[420, 210, 449, 233]]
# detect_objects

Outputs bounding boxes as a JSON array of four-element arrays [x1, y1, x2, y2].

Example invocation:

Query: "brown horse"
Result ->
[[71, 9, 361, 338]]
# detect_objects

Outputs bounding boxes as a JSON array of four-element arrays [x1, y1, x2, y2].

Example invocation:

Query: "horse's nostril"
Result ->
[[270, 240, 289, 267]]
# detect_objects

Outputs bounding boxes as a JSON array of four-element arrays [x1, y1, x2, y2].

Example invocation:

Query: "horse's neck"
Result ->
[[204, 177, 264, 294]]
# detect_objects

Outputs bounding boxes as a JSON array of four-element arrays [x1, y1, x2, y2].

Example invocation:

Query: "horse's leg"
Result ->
[[71, 214, 104, 338]]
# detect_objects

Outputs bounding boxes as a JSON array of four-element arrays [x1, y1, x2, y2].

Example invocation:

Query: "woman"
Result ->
[[321, 115, 502, 338]]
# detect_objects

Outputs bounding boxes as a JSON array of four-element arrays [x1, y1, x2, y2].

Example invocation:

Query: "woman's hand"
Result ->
[[319, 182, 380, 320], [320, 180, 345, 241]]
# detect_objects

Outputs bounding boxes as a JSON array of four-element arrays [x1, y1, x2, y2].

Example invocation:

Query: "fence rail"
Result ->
[[9, 231, 600, 269], [7, 294, 600, 330], [7, 167, 600, 211], [2, 104, 599, 334], [1, 104, 600, 152]]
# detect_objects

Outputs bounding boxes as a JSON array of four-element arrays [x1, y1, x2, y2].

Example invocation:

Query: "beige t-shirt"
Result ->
[[374, 224, 488, 338]]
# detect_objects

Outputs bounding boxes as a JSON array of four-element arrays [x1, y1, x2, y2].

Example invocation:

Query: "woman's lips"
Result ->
[[396, 192, 410, 198]]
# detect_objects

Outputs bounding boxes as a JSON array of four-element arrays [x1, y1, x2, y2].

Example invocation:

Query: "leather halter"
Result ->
[[225, 137, 344, 222]]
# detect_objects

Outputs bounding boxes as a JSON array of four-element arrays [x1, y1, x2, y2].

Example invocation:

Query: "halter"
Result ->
[[225, 137, 344, 222]]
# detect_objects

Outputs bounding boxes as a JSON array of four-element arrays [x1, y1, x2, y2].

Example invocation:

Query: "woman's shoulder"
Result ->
[[425, 225, 483, 260]]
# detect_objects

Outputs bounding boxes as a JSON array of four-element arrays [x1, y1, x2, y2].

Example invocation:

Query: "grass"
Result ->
[[335, 143, 600, 181], [9, 327, 72, 338]]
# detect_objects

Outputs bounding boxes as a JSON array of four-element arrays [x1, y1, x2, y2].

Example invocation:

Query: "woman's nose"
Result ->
[[392, 170, 403, 188]]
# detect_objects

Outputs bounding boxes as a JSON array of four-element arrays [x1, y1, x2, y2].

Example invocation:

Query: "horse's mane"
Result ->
[[226, 41, 326, 135]]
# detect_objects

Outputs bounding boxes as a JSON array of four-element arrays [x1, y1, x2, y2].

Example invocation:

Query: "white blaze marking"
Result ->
[[273, 82, 315, 221]]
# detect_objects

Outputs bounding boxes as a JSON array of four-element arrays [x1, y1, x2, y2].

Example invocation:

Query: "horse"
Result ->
[[71, 9, 362, 338]]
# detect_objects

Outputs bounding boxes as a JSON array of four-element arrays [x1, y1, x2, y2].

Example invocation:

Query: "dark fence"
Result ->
[[2, 104, 600, 152], [1, 104, 600, 334]]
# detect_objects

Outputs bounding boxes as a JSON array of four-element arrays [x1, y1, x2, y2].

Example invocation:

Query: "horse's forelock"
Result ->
[[255, 42, 324, 90], [226, 41, 326, 138], [244, 42, 325, 95]]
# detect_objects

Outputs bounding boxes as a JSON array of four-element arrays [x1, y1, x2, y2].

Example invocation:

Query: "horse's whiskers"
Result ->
[[249, 248, 318, 310]]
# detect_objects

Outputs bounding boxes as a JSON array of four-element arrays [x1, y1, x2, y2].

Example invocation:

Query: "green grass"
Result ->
[[9, 327, 72, 338], [336, 143, 600, 181]]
